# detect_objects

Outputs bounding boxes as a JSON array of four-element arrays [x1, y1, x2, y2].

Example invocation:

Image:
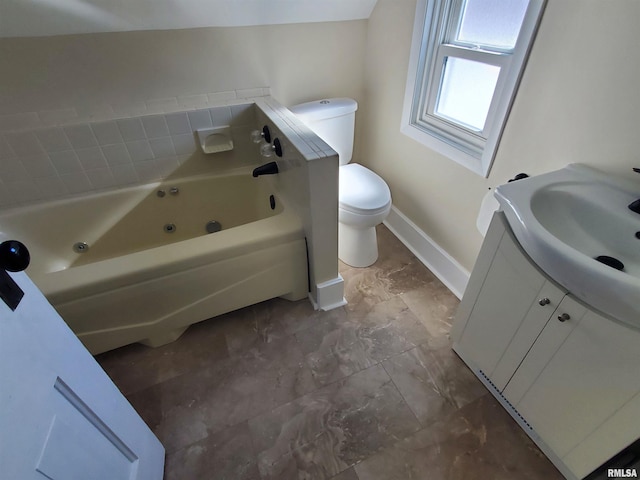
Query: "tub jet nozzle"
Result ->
[[73, 242, 89, 253], [206, 221, 222, 233]]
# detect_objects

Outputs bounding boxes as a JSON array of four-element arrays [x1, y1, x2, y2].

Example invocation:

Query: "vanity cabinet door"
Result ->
[[489, 280, 564, 390], [453, 215, 565, 391], [505, 298, 640, 477], [502, 295, 586, 405]]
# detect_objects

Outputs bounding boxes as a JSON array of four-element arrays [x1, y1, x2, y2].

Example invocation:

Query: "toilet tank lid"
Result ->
[[289, 98, 358, 122]]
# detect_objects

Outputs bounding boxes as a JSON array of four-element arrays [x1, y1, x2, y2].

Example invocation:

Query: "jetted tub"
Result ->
[[0, 169, 308, 354]]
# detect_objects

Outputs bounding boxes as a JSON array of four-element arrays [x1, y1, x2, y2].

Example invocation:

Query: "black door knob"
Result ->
[[0, 240, 30, 272]]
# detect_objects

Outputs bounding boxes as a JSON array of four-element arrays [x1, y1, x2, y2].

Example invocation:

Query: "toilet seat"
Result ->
[[339, 164, 391, 215]]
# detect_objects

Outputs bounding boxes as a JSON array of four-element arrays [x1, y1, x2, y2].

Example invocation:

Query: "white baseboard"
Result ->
[[309, 275, 347, 311], [383, 206, 470, 299]]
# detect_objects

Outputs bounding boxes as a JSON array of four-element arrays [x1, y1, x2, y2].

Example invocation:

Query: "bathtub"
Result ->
[[0, 169, 308, 354]]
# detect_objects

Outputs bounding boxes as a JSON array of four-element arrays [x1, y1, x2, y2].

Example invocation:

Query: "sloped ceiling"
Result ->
[[0, 0, 379, 38]]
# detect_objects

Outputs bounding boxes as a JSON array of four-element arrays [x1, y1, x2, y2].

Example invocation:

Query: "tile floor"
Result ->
[[96, 225, 563, 480]]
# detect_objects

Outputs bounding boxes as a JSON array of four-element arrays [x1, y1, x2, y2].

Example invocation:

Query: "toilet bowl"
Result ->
[[289, 98, 392, 267], [338, 163, 391, 267]]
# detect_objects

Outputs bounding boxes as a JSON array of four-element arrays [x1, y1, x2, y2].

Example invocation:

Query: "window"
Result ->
[[401, 0, 545, 176]]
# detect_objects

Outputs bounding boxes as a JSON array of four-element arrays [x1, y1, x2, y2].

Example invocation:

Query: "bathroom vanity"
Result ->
[[451, 211, 640, 479]]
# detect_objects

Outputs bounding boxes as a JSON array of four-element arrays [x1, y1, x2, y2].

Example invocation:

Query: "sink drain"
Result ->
[[164, 223, 176, 233]]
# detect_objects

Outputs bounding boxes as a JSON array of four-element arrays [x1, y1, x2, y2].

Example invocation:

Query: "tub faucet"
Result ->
[[252, 161, 279, 177]]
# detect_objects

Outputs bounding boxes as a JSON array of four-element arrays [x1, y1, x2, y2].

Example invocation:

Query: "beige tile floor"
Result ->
[[96, 225, 563, 480]]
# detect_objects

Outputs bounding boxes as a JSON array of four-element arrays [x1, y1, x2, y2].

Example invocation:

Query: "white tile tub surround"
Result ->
[[0, 87, 271, 133], [0, 98, 265, 209]]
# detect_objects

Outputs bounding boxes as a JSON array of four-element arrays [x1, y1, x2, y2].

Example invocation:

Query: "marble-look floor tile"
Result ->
[[165, 421, 260, 480], [330, 467, 360, 480], [96, 315, 229, 396], [382, 344, 486, 427], [354, 395, 563, 480], [126, 333, 317, 454], [94, 222, 560, 480], [249, 364, 421, 480], [295, 296, 431, 386], [341, 266, 394, 313], [273, 297, 346, 336], [375, 224, 420, 265], [216, 300, 289, 355], [341, 227, 438, 314], [401, 283, 459, 349]]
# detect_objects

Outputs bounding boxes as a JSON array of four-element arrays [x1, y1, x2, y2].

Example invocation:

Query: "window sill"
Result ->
[[400, 121, 490, 177]]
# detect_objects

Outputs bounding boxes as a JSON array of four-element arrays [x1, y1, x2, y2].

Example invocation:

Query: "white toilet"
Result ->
[[290, 98, 392, 268]]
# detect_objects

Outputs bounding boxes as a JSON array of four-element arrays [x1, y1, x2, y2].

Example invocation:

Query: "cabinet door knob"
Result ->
[[538, 298, 550, 306], [557, 313, 570, 322]]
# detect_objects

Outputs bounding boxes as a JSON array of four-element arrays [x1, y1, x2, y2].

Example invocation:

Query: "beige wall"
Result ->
[[0, 21, 367, 116], [358, 0, 640, 272], [4, 2, 640, 275]]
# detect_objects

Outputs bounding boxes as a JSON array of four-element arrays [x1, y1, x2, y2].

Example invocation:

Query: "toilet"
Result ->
[[290, 98, 392, 268]]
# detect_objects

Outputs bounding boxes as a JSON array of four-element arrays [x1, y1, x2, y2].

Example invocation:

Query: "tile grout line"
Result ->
[[380, 360, 423, 431]]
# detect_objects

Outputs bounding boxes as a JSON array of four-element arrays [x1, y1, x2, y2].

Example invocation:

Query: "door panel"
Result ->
[[508, 298, 640, 463], [455, 227, 550, 380], [0, 271, 164, 480], [36, 378, 139, 480]]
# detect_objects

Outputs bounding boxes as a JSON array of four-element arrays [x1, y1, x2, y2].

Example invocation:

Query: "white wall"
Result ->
[[358, 0, 640, 272]]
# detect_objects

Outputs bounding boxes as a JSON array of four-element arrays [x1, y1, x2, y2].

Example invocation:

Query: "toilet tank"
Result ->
[[289, 98, 357, 166]]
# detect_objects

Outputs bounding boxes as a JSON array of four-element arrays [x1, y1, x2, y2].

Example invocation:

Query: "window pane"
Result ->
[[435, 57, 500, 132], [457, 0, 529, 50]]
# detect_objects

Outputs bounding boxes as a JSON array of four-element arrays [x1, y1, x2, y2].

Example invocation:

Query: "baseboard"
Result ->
[[309, 275, 347, 311], [383, 206, 470, 299]]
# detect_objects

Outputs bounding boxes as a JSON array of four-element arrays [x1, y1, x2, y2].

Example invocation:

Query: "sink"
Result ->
[[494, 164, 640, 327]]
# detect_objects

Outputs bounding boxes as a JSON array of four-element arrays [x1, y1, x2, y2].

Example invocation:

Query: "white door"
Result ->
[[0, 270, 165, 479]]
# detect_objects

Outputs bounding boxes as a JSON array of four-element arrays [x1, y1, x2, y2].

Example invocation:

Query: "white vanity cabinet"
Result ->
[[451, 212, 566, 392], [452, 212, 640, 479], [506, 298, 640, 478]]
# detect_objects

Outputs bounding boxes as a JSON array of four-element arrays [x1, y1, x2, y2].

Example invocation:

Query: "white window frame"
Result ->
[[401, 0, 546, 177]]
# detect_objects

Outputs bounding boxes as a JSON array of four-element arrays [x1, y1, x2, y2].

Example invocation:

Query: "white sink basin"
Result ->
[[495, 164, 640, 327]]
